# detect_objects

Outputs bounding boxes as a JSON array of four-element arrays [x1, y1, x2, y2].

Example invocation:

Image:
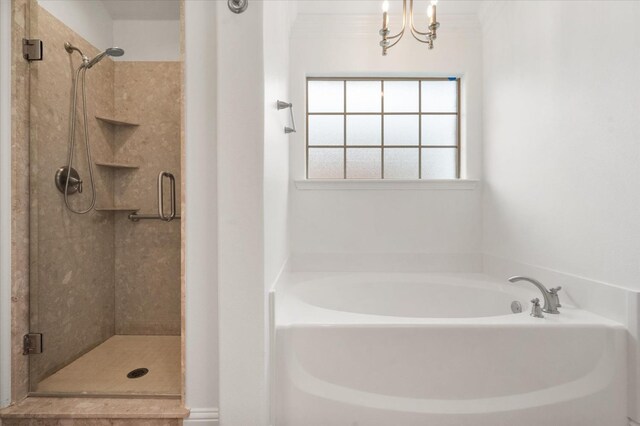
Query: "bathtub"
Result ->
[[274, 272, 627, 426]]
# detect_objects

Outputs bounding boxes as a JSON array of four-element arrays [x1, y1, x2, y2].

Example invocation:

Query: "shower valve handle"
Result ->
[[68, 176, 83, 193]]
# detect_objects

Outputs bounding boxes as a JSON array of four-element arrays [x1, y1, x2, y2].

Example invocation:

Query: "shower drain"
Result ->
[[127, 368, 149, 379]]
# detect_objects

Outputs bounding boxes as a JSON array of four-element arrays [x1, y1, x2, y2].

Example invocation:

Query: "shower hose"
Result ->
[[64, 63, 97, 214]]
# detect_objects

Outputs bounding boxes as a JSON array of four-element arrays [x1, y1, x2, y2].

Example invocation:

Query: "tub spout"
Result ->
[[508, 276, 562, 314]]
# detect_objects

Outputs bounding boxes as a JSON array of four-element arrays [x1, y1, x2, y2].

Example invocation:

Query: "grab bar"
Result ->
[[158, 171, 176, 221], [128, 171, 180, 222], [128, 212, 181, 222]]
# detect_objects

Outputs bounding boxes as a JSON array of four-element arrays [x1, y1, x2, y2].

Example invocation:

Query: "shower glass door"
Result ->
[[27, 0, 183, 396]]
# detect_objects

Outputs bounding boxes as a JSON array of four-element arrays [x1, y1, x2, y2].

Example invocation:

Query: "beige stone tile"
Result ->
[[28, 5, 117, 388], [12, 1, 183, 400], [2, 419, 181, 426], [0, 396, 188, 422], [35, 336, 180, 395], [113, 62, 181, 336], [12, 0, 32, 403]]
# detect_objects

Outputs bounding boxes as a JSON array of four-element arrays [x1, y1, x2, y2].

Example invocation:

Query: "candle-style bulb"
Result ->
[[382, 0, 390, 12], [427, 4, 434, 18], [430, 0, 438, 5]]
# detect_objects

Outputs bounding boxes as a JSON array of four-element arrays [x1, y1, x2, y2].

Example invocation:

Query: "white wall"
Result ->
[[263, 1, 292, 289], [482, 1, 640, 290], [184, 1, 219, 424], [216, 1, 268, 425], [38, 0, 114, 50], [38, 0, 180, 61], [263, 5, 293, 425], [289, 14, 484, 258]]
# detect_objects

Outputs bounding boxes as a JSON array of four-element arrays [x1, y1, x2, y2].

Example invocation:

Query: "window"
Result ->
[[306, 78, 460, 180]]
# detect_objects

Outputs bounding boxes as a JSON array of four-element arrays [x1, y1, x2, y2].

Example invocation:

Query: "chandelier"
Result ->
[[379, 0, 440, 56]]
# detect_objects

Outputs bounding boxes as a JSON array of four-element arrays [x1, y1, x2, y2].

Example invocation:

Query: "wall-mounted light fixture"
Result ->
[[380, 0, 440, 56], [228, 0, 248, 14]]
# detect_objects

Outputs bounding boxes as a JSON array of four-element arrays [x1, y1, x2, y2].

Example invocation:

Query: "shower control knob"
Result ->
[[54, 166, 83, 195]]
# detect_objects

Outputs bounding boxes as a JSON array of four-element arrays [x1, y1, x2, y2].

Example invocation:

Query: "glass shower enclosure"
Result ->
[[26, 0, 183, 397]]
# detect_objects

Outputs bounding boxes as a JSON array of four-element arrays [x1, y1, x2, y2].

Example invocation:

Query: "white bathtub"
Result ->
[[274, 272, 627, 426]]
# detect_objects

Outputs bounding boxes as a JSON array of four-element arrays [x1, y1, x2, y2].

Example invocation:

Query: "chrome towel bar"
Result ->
[[277, 100, 296, 134]]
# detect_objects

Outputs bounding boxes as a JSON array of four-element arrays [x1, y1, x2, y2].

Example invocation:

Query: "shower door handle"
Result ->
[[158, 171, 177, 222]]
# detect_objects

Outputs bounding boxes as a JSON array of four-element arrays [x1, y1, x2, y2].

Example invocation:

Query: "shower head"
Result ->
[[85, 47, 125, 69]]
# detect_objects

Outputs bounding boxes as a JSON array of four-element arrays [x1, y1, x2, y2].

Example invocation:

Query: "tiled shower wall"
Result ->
[[29, 5, 181, 386], [29, 5, 116, 385], [113, 62, 182, 335]]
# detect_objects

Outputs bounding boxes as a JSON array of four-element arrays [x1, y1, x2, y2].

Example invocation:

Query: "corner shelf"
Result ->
[[95, 207, 140, 212], [95, 115, 140, 127], [95, 161, 139, 170]]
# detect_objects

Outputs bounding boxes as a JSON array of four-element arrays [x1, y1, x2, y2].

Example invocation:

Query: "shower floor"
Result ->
[[35, 335, 181, 396]]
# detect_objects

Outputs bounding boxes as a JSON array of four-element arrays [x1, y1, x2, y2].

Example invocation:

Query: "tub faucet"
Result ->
[[508, 276, 562, 314]]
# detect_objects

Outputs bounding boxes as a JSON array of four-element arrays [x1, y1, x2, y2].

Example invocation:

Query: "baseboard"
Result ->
[[184, 408, 219, 425]]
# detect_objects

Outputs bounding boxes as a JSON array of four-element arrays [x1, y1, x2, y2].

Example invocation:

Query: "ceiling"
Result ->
[[101, 0, 180, 20], [295, 0, 485, 16], [99, 0, 480, 21]]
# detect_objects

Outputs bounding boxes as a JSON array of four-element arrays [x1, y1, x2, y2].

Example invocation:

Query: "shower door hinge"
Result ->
[[23, 333, 43, 355], [22, 38, 43, 61]]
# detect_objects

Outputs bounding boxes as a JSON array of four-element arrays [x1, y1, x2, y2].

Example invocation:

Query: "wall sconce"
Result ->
[[380, 0, 440, 56], [228, 0, 248, 14]]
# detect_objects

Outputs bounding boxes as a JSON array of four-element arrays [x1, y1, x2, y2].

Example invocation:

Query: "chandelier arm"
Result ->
[[409, 0, 430, 36], [386, 30, 404, 41], [387, 29, 409, 49], [410, 31, 432, 44], [385, 0, 407, 40]]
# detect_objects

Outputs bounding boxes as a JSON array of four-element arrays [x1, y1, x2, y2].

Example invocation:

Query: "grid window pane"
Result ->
[[308, 148, 344, 179], [347, 115, 381, 146], [421, 148, 457, 179], [308, 115, 344, 146], [421, 80, 458, 112], [421, 115, 457, 146], [347, 148, 382, 179], [346, 81, 382, 113], [384, 81, 419, 112], [306, 78, 460, 180], [384, 115, 419, 146], [308, 81, 344, 113], [384, 148, 419, 179]]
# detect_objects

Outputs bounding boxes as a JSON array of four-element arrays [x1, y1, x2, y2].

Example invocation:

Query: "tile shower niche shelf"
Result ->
[[95, 161, 139, 170], [95, 115, 140, 127]]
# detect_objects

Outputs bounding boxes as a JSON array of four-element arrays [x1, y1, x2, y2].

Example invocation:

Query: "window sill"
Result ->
[[294, 179, 479, 191]]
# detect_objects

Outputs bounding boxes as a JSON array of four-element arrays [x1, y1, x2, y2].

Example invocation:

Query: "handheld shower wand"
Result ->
[[58, 42, 125, 214]]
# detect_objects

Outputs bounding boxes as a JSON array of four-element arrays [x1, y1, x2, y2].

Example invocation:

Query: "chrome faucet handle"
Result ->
[[549, 286, 562, 308], [530, 298, 544, 318]]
